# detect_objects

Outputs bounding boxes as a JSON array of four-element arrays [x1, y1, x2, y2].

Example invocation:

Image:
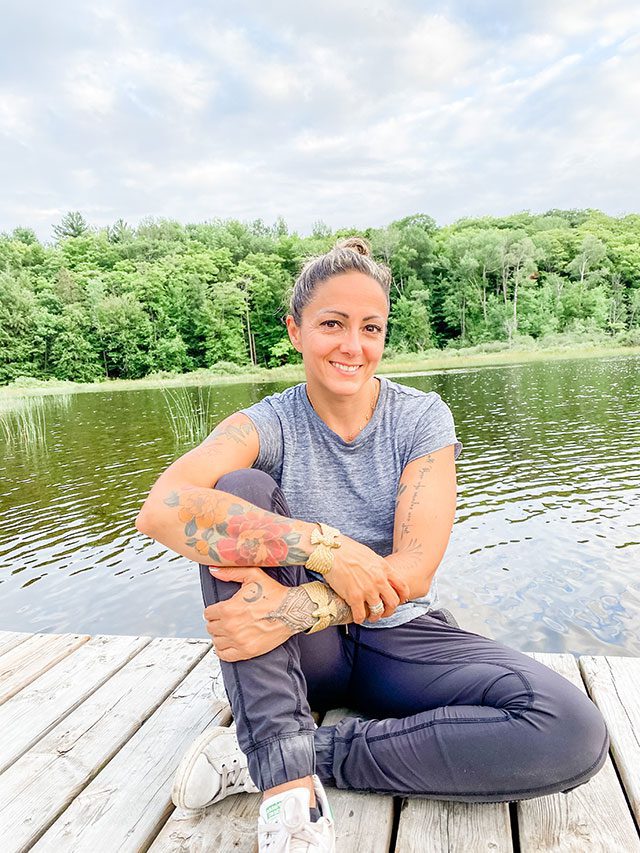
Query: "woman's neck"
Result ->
[[305, 377, 380, 441]]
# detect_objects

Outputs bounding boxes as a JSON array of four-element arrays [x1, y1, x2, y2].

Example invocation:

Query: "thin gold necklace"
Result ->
[[345, 380, 379, 442]]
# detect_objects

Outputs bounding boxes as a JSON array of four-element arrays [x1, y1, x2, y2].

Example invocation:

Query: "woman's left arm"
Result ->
[[386, 445, 457, 599]]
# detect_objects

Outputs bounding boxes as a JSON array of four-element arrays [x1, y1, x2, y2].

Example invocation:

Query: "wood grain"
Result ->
[[516, 652, 640, 852], [32, 649, 231, 853], [0, 631, 32, 659], [0, 632, 89, 705], [0, 637, 209, 853], [0, 633, 150, 773], [579, 655, 640, 830]]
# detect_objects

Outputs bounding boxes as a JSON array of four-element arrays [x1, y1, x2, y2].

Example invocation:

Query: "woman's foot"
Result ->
[[171, 723, 259, 810], [258, 774, 335, 852]]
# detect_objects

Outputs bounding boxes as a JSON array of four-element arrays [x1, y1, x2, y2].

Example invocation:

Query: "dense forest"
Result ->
[[1, 209, 639, 384]]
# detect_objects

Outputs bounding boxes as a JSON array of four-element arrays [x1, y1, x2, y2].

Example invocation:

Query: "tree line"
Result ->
[[1, 209, 639, 384]]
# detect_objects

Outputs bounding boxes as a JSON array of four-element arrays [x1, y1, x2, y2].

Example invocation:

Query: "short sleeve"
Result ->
[[239, 398, 284, 479], [407, 392, 463, 465]]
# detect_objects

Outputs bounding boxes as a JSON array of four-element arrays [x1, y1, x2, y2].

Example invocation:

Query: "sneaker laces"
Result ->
[[214, 756, 256, 799], [258, 800, 330, 852]]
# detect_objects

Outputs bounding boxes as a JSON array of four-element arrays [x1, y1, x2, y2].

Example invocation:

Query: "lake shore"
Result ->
[[2, 341, 640, 399]]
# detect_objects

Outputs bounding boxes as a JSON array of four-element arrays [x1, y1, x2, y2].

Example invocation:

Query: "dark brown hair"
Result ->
[[288, 237, 391, 324]]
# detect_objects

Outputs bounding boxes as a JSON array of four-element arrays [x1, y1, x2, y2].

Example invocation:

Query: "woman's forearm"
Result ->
[[135, 484, 316, 568], [266, 581, 354, 634], [384, 549, 436, 600]]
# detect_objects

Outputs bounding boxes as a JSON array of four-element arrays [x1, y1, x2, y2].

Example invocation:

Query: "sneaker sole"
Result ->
[[172, 725, 238, 810]]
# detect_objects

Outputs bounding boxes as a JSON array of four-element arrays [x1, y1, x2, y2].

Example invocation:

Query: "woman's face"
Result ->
[[286, 272, 388, 398]]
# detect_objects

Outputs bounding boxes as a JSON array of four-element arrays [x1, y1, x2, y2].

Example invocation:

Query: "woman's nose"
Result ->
[[339, 328, 363, 354]]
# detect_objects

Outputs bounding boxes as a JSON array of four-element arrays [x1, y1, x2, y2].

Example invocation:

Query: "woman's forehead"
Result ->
[[306, 272, 389, 312]]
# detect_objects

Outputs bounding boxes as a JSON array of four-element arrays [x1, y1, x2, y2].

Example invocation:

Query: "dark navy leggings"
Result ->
[[200, 469, 610, 802]]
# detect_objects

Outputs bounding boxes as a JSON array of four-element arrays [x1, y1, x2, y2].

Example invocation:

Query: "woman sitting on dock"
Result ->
[[136, 237, 609, 853]]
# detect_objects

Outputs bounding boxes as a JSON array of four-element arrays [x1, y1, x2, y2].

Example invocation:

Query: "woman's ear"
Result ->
[[285, 315, 303, 353]]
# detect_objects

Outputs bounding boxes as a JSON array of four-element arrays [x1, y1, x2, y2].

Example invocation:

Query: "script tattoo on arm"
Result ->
[[262, 585, 353, 634], [398, 454, 435, 542], [163, 489, 310, 566]]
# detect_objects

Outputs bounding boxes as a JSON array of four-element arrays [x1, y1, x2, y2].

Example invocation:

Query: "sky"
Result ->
[[1, 0, 639, 241]]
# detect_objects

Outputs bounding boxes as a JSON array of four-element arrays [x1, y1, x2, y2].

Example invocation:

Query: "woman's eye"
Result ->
[[320, 320, 383, 333]]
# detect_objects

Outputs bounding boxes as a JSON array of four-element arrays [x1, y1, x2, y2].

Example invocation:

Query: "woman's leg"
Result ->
[[313, 612, 609, 803], [199, 468, 351, 793]]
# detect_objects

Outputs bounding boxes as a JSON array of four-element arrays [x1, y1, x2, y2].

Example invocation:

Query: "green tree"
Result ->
[[52, 211, 89, 241]]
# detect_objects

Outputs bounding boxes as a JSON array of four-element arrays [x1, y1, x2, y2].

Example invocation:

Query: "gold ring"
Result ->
[[369, 601, 384, 615]]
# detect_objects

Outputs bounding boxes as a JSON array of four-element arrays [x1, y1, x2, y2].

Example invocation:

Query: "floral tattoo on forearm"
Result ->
[[163, 489, 309, 566]]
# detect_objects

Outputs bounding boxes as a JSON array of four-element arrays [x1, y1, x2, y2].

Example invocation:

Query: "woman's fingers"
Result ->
[[347, 594, 367, 624], [385, 569, 410, 602]]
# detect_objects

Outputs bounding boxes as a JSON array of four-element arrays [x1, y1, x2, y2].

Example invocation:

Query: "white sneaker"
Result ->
[[258, 774, 336, 852], [171, 723, 259, 810]]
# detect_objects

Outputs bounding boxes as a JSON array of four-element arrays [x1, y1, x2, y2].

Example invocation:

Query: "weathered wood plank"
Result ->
[[150, 707, 394, 853], [0, 634, 150, 773], [149, 788, 262, 852], [0, 637, 210, 853], [0, 632, 89, 705], [517, 652, 640, 852], [32, 650, 231, 853], [395, 799, 513, 853], [579, 655, 640, 829], [0, 631, 32, 658]]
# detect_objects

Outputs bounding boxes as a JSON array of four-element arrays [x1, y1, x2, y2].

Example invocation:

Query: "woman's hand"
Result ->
[[204, 567, 295, 661], [325, 536, 411, 624]]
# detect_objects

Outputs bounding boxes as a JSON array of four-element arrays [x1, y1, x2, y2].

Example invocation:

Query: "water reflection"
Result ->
[[0, 355, 638, 657]]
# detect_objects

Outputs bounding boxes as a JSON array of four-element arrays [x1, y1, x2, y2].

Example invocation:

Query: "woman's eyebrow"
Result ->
[[317, 309, 385, 321]]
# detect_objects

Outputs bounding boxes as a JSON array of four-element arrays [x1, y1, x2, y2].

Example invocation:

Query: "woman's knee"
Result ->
[[526, 677, 609, 794], [216, 468, 280, 511]]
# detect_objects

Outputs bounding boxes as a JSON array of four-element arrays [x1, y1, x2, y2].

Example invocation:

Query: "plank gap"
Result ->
[[507, 802, 521, 853], [389, 797, 402, 852]]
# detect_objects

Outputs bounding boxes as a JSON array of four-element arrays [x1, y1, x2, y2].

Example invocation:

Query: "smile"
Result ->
[[330, 362, 361, 374]]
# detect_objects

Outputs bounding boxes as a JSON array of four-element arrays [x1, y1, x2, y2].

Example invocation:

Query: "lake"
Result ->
[[1, 353, 638, 657]]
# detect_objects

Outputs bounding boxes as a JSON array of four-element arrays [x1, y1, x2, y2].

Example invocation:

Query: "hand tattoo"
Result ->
[[242, 582, 263, 603], [262, 584, 353, 634]]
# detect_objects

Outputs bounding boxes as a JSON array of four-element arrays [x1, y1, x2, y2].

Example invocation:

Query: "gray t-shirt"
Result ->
[[240, 375, 463, 628]]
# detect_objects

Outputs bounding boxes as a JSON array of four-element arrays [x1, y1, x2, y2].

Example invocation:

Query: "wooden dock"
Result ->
[[0, 629, 638, 852]]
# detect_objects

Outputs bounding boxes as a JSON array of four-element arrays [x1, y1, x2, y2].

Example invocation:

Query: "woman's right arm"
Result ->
[[135, 411, 408, 622], [136, 412, 317, 567]]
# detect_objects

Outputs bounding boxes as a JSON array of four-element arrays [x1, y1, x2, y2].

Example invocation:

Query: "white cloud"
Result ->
[[401, 14, 476, 87], [65, 61, 116, 116], [0, 92, 35, 142], [1, 0, 639, 238]]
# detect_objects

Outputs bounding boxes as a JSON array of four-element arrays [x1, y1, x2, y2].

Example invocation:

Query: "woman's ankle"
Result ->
[[263, 775, 316, 807]]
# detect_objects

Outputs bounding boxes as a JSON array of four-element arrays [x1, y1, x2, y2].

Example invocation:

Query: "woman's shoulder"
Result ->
[[380, 376, 445, 410]]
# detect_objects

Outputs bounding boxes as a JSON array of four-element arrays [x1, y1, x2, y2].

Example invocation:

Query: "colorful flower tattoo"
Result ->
[[164, 490, 309, 566]]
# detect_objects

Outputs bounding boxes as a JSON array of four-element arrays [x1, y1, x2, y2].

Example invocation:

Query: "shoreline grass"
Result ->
[[1, 341, 639, 400]]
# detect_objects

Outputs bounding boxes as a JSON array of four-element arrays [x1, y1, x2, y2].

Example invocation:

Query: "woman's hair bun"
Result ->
[[334, 236, 371, 257]]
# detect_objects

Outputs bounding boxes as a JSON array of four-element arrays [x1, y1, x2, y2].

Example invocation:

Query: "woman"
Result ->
[[135, 238, 609, 853]]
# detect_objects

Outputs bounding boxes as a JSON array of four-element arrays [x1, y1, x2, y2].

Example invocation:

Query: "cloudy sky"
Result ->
[[1, 0, 639, 240]]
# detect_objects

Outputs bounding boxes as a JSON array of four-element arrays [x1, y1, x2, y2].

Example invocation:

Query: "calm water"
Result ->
[[1, 355, 639, 656]]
